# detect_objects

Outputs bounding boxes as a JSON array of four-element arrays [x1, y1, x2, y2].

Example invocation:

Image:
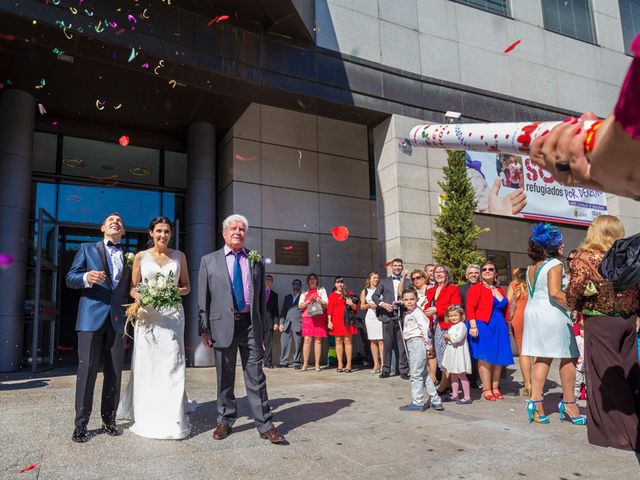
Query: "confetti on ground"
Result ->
[[127, 47, 138, 62], [38, 103, 46, 115], [95, 99, 105, 110], [141, 63, 149, 68], [34, 78, 45, 89], [298, 150, 302, 168], [19, 464, 37, 474], [118, 135, 130, 147], [0, 253, 13, 269], [154, 59, 165, 75], [503, 39, 521, 53], [52, 47, 64, 55], [331, 226, 349, 242], [113, 104, 122, 110], [207, 15, 229, 26], [168, 79, 176, 88]]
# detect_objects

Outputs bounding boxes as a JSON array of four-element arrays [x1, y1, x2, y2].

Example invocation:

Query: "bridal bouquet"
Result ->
[[125, 271, 182, 332]]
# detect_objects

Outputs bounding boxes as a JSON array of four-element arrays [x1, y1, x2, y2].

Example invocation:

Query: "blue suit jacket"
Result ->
[[65, 241, 132, 334]]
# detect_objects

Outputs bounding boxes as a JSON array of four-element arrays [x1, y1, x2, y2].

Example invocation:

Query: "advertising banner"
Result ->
[[466, 152, 607, 226]]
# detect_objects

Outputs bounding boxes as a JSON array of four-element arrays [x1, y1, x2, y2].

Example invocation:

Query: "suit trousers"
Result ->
[[262, 327, 274, 367], [279, 326, 302, 367], [75, 319, 125, 427], [382, 319, 409, 375], [214, 318, 274, 434]]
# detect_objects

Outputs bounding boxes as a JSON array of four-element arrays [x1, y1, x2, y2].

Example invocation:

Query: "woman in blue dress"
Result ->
[[465, 260, 513, 401]]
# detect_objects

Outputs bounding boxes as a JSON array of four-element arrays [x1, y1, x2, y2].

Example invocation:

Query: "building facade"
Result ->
[[0, 0, 638, 371]]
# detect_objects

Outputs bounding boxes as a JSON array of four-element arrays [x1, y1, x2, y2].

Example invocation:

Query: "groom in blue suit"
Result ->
[[65, 213, 132, 443]]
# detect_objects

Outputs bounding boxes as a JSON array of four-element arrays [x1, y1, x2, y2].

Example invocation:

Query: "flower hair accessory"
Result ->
[[530, 222, 563, 251]]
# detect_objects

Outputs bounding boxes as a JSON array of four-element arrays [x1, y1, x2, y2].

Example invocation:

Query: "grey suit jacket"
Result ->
[[372, 277, 411, 323], [279, 293, 302, 333], [197, 247, 266, 349]]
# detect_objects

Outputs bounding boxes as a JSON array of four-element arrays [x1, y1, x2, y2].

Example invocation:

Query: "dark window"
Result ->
[[620, 0, 640, 54], [542, 0, 596, 44], [451, 0, 510, 16]]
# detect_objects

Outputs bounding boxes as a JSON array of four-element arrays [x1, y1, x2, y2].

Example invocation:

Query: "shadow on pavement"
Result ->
[[0, 379, 50, 390]]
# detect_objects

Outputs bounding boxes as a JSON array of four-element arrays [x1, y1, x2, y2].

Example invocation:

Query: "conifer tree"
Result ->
[[433, 150, 486, 283]]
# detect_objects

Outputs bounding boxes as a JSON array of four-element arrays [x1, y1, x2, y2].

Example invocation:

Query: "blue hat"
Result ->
[[530, 223, 563, 251]]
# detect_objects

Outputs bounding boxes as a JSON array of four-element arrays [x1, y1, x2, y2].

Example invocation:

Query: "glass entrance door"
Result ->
[[30, 208, 59, 373]]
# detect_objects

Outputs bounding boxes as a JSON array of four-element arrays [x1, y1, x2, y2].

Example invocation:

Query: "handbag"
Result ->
[[307, 301, 324, 317], [599, 233, 640, 292]]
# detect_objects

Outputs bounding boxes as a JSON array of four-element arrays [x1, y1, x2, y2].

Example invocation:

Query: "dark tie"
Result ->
[[266, 288, 270, 303], [107, 241, 122, 249], [392, 276, 402, 281], [232, 252, 246, 311]]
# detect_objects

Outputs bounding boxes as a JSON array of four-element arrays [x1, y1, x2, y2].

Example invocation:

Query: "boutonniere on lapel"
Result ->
[[125, 252, 135, 268], [247, 250, 262, 268]]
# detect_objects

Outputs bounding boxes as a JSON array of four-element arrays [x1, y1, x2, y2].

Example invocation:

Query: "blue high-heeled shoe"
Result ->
[[526, 399, 550, 424], [558, 400, 587, 425]]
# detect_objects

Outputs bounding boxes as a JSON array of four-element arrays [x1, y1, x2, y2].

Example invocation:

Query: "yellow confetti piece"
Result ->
[[95, 100, 105, 110], [168, 80, 176, 88], [63, 28, 73, 40], [142, 9, 150, 19], [69, 7, 77, 14], [113, 104, 122, 110], [153, 59, 165, 75]]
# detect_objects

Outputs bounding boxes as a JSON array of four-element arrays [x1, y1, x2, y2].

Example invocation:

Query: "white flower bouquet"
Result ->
[[125, 271, 182, 333]]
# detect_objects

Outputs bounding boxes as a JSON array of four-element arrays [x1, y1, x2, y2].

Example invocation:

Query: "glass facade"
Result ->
[[619, 0, 640, 55], [451, 0, 510, 16], [542, 0, 596, 44]]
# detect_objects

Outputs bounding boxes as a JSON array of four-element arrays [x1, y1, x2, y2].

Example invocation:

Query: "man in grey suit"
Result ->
[[198, 214, 285, 444], [372, 258, 411, 379], [278, 279, 303, 368]]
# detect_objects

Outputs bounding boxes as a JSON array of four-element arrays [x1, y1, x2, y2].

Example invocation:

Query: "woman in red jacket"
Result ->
[[425, 265, 462, 393], [465, 261, 514, 400]]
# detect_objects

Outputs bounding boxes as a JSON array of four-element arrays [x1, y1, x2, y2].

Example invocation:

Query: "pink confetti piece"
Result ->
[[141, 63, 149, 68], [503, 39, 521, 53], [0, 252, 13, 269]]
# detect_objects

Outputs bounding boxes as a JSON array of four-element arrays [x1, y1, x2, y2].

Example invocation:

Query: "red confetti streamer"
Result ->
[[503, 39, 521, 53], [19, 464, 37, 474], [383, 260, 393, 268], [118, 135, 130, 147], [207, 15, 229, 26], [331, 226, 349, 242], [234, 154, 256, 161]]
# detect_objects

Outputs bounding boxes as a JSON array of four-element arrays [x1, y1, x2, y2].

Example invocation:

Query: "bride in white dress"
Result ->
[[116, 216, 196, 439]]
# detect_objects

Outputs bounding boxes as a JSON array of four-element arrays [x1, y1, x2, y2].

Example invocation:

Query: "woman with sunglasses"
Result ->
[[327, 277, 358, 373], [466, 261, 513, 401], [425, 265, 462, 393], [522, 223, 583, 425]]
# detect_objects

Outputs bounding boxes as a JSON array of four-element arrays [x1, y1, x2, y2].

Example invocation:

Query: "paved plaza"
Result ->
[[1, 363, 639, 480]]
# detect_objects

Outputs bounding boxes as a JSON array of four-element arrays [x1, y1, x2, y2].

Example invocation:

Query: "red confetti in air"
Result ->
[[0, 33, 16, 42], [118, 135, 129, 147], [331, 226, 349, 242], [383, 260, 393, 268], [0, 252, 13, 269], [19, 464, 37, 474], [207, 15, 230, 26], [503, 39, 521, 53], [234, 154, 257, 161]]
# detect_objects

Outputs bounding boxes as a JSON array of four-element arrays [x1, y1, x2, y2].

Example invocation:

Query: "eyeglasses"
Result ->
[[411, 275, 423, 281], [481, 267, 495, 272]]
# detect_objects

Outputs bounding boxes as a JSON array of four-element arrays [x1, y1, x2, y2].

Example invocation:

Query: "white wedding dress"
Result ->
[[116, 249, 196, 439]]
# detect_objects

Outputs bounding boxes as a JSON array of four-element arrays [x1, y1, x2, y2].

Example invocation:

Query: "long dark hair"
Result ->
[[146, 216, 173, 249]]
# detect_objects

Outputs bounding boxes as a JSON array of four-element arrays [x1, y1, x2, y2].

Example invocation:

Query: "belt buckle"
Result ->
[[234, 313, 241, 321]]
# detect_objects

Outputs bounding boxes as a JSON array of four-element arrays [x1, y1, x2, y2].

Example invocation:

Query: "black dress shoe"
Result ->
[[400, 373, 410, 380], [294, 365, 301, 370], [379, 372, 390, 378], [102, 423, 122, 436], [72, 426, 89, 443]]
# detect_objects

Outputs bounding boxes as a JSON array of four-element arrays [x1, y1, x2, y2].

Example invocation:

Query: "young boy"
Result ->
[[399, 288, 444, 412]]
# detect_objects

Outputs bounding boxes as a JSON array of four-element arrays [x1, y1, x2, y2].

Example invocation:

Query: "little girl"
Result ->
[[442, 305, 473, 404]]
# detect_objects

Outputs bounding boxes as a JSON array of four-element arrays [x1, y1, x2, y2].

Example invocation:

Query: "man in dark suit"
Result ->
[[459, 264, 481, 308], [263, 274, 279, 368], [65, 213, 132, 443], [278, 279, 303, 368], [198, 214, 285, 444], [372, 258, 411, 379]]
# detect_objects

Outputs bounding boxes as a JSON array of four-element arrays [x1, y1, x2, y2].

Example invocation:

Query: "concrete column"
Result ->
[[0, 90, 35, 372], [372, 114, 436, 274], [185, 122, 216, 367]]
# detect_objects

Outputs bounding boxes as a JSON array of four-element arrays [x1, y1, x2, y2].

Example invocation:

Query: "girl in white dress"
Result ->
[[117, 216, 197, 439], [442, 305, 472, 404], [360, 272, 383, 373]]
